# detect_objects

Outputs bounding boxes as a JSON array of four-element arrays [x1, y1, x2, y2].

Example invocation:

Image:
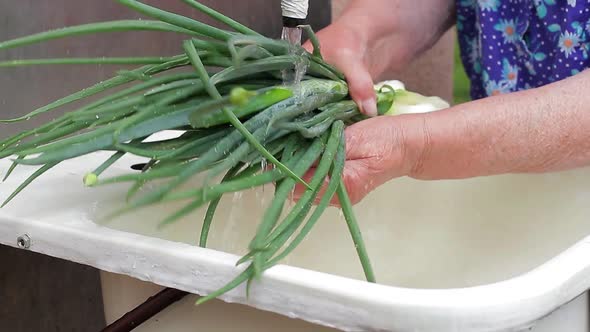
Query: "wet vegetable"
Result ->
[[0, 0, 448, 304]]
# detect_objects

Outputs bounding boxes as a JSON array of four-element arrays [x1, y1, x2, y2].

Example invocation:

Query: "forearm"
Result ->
[[405, 70, 590, 180], [336, 0, 455, 61]]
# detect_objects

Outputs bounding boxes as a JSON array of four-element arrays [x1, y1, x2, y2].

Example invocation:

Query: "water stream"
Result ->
[[280, 27, 308, 90]]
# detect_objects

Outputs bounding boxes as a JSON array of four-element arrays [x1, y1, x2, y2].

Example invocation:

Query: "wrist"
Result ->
[[400, 110, 473, 180], [389, 114, 432, 179]]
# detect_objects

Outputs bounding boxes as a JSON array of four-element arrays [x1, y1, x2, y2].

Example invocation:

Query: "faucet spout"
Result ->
[[281, 0, 309, 28]]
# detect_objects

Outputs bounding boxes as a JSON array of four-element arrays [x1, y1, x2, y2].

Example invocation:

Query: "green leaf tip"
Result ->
[[83, 173, 99, 187], [229, 87, 257, 106]]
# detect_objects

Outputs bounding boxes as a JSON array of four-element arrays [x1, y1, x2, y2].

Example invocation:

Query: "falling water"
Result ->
[[260, 158, 268, 193], [289, 186, 295, 207], [221, 192, 243, 252], [281, 26, 302, 48], [280, 27, 309, 90], [260, 158, 268, 173]]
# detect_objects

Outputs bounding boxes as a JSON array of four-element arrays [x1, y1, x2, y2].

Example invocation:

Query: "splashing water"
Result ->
[[260, 158, 267, 171], [222, 192, 244, 252], [281, 26, 302, 47], [232, 191, 243, 203], [289, 186, 295, 207], [260, 158, 268, 193], [280, 27, 309, 90]]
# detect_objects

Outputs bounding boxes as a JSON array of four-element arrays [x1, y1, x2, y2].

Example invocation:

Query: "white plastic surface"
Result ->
[[2, 131, 590, 331]]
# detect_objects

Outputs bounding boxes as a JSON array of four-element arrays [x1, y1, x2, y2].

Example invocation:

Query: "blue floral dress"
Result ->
[[456, 0, 590, 99]]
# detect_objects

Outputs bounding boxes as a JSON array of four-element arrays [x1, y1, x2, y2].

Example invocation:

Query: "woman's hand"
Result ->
[[294, 0, 456, 203], [304, 23, 379, 116], [293, 0, 590, 207], [303, 0, 456, 116], [295, 70, 590, 206], [294, 115, 424, 205]]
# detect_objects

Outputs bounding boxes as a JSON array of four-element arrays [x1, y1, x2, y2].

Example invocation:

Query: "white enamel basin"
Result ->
[[1, 130, 590, 331]]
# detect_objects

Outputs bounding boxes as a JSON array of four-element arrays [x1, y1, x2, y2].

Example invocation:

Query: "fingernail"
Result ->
[[361, 98, 378, 117]]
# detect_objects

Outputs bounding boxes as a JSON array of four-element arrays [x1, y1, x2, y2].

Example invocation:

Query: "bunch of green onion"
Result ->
[[0, 0, 447, 303]]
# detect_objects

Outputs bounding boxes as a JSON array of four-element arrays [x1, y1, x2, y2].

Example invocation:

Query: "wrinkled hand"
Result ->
[[303, 22, 381, 116], [294, 24, 420, 205], [293, 115, 421, 206]]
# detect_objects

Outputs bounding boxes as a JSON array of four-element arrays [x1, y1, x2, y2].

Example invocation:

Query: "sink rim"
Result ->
[[1, 132, 589, 331], [1, 208, 589, 331]]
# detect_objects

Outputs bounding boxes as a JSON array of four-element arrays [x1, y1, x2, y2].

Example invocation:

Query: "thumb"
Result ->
[[302, 44, 377, 117], [332, 49, 377, 117]]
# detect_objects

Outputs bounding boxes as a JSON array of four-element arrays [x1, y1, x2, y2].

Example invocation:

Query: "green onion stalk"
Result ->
[[0, 0, 449, 304]]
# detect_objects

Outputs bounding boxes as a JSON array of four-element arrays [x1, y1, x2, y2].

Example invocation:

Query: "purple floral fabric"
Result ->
[[456, 0, 590, 99]]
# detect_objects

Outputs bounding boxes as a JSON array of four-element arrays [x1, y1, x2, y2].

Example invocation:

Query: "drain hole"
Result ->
[[130, 163, 148, 171]]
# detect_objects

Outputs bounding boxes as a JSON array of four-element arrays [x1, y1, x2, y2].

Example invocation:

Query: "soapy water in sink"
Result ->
[[85, 162, 590, 289]]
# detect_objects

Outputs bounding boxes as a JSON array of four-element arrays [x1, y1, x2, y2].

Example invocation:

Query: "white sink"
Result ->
[[1, 131, 590, 331]]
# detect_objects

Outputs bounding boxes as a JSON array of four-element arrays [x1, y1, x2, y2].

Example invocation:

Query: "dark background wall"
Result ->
[[0, 0, 331, 137], [0, 1, 330, 331]]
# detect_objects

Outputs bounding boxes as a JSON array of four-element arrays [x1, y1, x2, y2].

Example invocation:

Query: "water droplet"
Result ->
[[254, 187, 259, 198], [260, 158, 267, 171], [232, 191, 243, 203], [260, 188, 268, 209]]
